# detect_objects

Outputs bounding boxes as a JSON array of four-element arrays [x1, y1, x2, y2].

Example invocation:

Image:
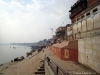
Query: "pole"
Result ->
[[50, 28, 53, 38]]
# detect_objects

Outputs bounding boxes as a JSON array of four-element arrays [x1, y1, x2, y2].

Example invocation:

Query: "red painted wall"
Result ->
[[66, 48, 78, 62], [49, 46, 78, 62], [88, 0, 99, 7]]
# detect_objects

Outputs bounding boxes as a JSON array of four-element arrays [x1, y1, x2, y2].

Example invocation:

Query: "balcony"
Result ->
[[69, 0, 87, 19], [69, 8, 83, 19]]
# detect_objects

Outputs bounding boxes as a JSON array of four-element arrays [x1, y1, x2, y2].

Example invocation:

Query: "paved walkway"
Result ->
[[40, 48, 99, 75]]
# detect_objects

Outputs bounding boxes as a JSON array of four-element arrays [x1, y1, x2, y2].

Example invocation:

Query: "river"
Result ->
[[0, 45, 31, 64]]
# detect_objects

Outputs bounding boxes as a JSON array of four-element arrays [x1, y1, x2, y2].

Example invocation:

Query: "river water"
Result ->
[[0, 45, 31, 64]]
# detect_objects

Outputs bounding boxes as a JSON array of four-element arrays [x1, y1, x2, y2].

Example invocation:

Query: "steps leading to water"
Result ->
[[38, 68, 45, 71], [35, 71, 45, 74], [34, 61, 45, 75]]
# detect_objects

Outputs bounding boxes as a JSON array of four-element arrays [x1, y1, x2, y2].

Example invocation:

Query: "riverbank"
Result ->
[[0, 50, 43, 75], [0, 48, 98, 75], [0, 45, 31, 65]]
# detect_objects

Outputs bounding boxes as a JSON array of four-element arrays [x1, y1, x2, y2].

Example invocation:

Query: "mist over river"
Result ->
[[0, 45, 31, 64]]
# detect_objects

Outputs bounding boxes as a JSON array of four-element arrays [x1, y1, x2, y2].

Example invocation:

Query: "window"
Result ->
[[77, 18, 80, 21], [93, 8, 98, 13], [86, 12, 90, 16], [81, 15, 84, 19]]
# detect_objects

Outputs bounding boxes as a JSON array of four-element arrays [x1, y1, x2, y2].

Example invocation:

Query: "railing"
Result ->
[[45, 57, 69, 75]]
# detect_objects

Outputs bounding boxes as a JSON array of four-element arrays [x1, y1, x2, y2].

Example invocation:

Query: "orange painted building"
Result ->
[[49, 40, 78, 62]]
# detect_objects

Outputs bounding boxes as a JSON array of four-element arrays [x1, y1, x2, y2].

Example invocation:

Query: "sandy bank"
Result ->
[[0, 50, 44, 75]]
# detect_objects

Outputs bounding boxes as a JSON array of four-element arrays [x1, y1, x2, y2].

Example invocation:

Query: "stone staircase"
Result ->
[[34, 61, 45, 75]]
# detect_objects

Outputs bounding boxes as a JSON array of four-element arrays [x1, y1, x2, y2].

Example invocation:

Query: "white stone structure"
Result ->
[[67, 4, 100, 73]]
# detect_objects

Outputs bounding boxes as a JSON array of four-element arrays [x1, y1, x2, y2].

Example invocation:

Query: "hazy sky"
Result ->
[[0, 0, 77, 43]]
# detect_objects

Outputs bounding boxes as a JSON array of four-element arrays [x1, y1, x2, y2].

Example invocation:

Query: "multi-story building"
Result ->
[[69, 0, 88, 23], [50, 1, 100, 73], [55, 26, 66, 43], [67, 0, 100, 73], [67, 0, 100, 41]]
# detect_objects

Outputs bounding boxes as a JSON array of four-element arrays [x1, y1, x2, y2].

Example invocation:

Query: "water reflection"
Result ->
[[0, 45, 31, 64]]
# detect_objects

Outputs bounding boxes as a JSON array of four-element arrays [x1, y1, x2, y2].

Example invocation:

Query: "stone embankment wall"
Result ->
[[78, 36, 100, 73]]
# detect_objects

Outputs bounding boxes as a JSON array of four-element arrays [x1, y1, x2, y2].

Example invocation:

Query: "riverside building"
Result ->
[[50, 0, 100, 74], [67, 0, 100, 73]]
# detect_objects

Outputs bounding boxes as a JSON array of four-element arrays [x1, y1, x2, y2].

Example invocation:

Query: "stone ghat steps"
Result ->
[[34, 74, 45, 75], [34, 61, 45, 75], [65, 40, 78, 49], [38, 68, 45, 71]]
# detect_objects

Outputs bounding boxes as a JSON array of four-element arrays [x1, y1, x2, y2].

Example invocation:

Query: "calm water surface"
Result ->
[[0, 45, 31, 64]]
